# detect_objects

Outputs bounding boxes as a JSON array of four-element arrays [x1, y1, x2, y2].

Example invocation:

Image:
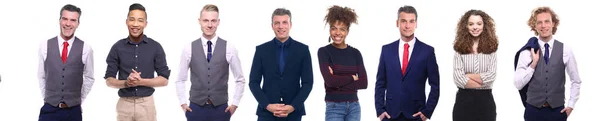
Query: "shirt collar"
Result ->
[[399, 37, 416, 47], [126, 34, 149, 45], [201, 35, 219, 46], [537, 36, 554, 49], [273, 37, 292, 47], [57, 35, 75, 45]]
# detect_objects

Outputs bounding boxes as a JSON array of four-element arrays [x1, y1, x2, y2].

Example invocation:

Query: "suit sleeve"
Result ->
[[290, 46, 314, 111], [422, 48, 440, 119], [249, 46, 270, 109], [374, 46, 387, 117]]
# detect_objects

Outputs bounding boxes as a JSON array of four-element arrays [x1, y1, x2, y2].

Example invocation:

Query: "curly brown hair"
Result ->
[[453, 9, 498, 54], [527, 6, 560, 36], [324, 5, 358, 30]]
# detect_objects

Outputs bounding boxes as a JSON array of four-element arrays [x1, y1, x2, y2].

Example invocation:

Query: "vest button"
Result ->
[[62, 76, 64, 78], [62, 89, 64, 92], [208, 68, 210, 70], [63, 69, 65, 71], [208, 75, 210, 77]]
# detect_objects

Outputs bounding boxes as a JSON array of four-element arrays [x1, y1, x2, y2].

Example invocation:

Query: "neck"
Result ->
[[540, 36, 552, 42], [61, 35, 73, 41], [129, 34, 143, 43], [203, 34, 216, 40], [331, 42, 347, 49], [401, 34, 414, 42]]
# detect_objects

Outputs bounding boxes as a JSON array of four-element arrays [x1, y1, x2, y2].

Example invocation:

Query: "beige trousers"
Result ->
[[116, 95, 156, 121]]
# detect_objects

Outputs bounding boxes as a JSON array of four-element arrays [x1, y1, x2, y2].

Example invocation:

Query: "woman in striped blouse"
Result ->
[[318, 5, 368, 121], [452, 9, 499, 121]]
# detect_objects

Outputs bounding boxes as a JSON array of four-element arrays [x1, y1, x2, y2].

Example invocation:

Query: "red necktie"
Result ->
[[402, 43, 409, 75], [62, 42, 69, 63]]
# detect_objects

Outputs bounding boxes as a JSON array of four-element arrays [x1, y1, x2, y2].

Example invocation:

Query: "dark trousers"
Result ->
[[38, 103, 82, 121], [452, 88, 496, 121], [525, 104, 567, 121], [257, 116, 302, 121], [382, 114, 422, 121], [185, 102, 231, 121]]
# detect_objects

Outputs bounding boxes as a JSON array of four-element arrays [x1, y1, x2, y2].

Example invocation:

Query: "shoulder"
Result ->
[[416, 39, 435, 51]]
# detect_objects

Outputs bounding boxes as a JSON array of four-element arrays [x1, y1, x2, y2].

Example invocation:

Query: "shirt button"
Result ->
[[135, 55, 138, 58]]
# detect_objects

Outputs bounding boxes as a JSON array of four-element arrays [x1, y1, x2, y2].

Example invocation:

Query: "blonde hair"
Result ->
[[527, 6, 559, 35], [201, 4, 219, 13]]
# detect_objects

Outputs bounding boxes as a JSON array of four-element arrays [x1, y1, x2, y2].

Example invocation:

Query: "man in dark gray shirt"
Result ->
[[104, 3, 170, 121]]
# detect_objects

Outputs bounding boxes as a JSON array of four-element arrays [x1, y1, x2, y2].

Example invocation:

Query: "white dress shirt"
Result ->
[[176, 35, 246, 106], [514, 37, 582, 108], [38, 35, 95, 103], [399, 37, 416, 65]]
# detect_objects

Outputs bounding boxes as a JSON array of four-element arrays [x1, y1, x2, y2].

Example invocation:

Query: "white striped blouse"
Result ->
[[453, 52, 497, 89]]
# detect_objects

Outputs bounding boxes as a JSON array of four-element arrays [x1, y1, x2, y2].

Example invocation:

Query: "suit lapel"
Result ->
[[404, 39, 422, 78], [388, 40, 403, 79]]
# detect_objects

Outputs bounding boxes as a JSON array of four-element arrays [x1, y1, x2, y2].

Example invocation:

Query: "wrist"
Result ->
[[123, 81, 129, 88]]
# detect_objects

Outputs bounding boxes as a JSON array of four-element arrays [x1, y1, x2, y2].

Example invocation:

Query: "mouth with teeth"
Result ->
[[131, 28, 141, 34]]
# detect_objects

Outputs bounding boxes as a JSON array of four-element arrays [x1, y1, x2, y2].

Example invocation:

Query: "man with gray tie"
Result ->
[[514, 6, 582, 121], [176, 4, 246, 121], [37, 4, 94, 121]]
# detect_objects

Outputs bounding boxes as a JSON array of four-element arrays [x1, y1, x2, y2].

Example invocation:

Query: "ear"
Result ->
[[396, 19, 400, 28]]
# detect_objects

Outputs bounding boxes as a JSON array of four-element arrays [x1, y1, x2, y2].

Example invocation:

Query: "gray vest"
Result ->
[[527, 40, 566, 108], [44, 37, 84, 106], [189, 37, 229, 106]]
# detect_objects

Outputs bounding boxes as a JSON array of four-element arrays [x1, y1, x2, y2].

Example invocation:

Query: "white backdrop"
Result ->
[[0, 0, 598, 121]]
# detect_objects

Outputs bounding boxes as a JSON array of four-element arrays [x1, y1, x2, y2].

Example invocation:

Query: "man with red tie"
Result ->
[[37, 4, 95, 121], [374, 5, 440, 121]]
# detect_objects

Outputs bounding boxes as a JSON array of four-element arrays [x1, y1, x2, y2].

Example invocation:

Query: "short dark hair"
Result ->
[[60, 4, 81, 20], [128, 3, 147, 19], [397, 5, 417, 20], [272, 8, 291, 22]]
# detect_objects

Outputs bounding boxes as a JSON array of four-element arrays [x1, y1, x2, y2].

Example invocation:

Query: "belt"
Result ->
[[58, 102, 69, 108], [205, 99, 213, 105], [542, 102, 550, 107]]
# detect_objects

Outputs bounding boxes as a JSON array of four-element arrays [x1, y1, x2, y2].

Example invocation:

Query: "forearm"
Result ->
[[139, 76, 168, 87], [106, 77, 128, 89]]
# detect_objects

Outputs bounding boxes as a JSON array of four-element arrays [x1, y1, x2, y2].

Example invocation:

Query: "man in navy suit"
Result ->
[[249, 8, 313, 121], [374, 5, 440, 121]]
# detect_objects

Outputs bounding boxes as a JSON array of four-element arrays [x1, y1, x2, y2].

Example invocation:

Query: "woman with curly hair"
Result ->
[[452, 9, 498, 121], [317, 5, 367, 121]]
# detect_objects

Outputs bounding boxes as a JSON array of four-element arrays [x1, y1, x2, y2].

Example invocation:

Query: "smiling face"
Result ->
[[272, 15, 291, 41], [126, 10, 147, 38], [535, 12, 554, 40], [329, 21, 348, 45], [467, 15, 484, 37], [199, 11, 219, 39], [59, 10, 80, 40]]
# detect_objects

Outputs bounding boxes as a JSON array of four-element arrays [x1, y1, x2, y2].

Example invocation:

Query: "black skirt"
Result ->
[[452, 88, 496, 121]]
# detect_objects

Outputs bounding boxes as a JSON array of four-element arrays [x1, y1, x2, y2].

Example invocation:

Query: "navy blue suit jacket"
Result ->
[[514, 37, 541, 107], [375, 38, 440, 120], [249, 37, 314, 118]]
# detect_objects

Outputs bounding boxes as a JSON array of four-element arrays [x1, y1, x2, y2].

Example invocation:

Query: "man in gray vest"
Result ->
[[514, 6, 582, 121], [37, 4, 95, 121], [175, 4, 246, 121]]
